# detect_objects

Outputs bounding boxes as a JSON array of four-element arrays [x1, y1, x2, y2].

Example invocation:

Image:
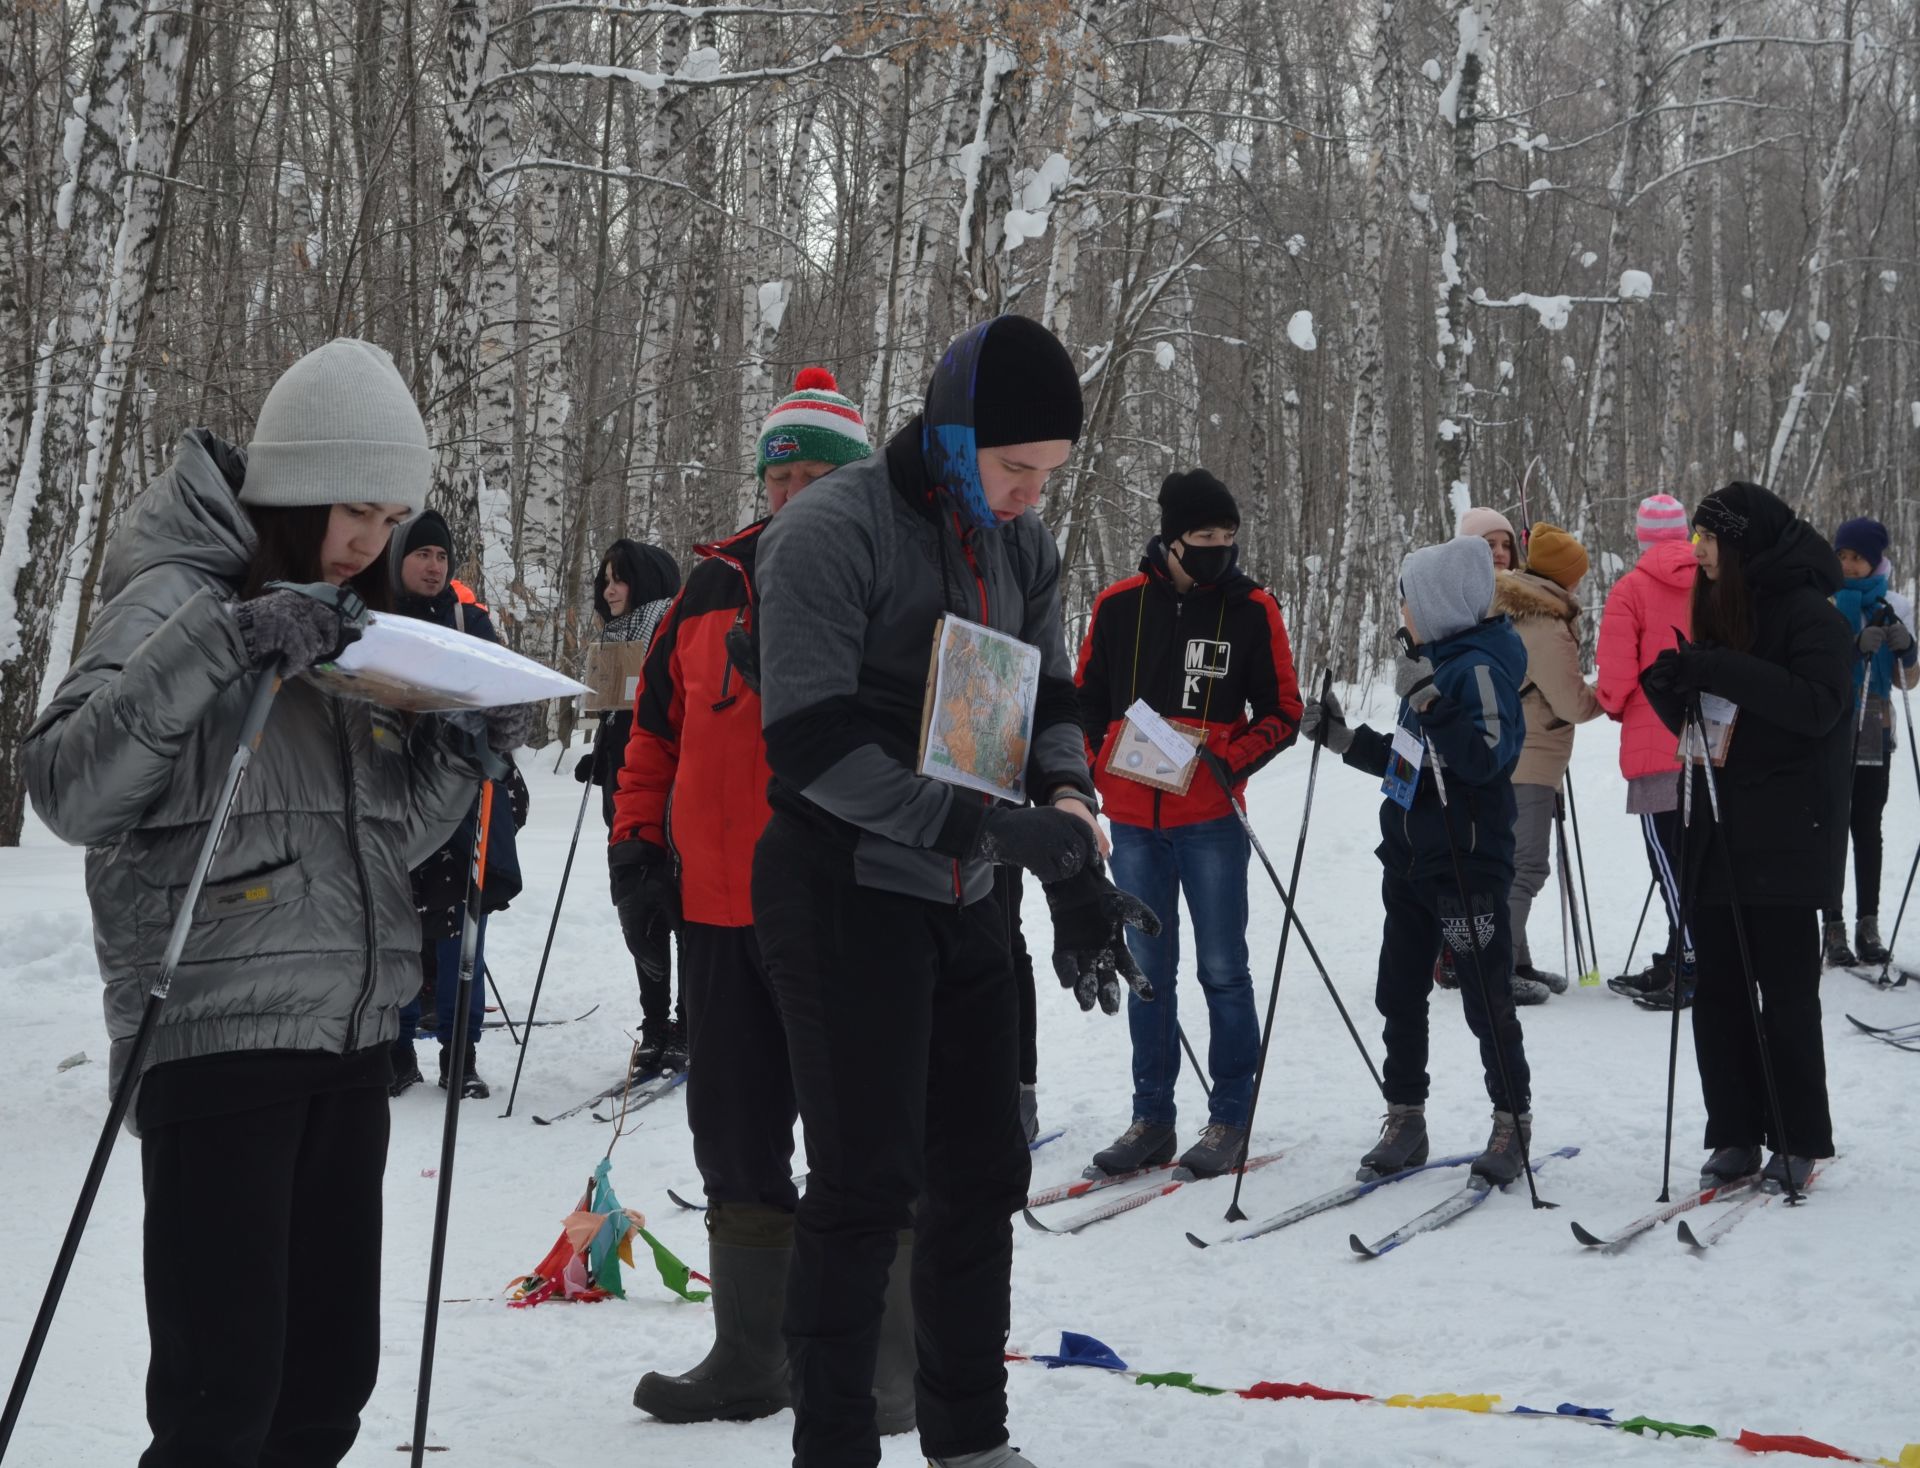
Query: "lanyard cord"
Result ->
[[1127, 583, 1227, 726]]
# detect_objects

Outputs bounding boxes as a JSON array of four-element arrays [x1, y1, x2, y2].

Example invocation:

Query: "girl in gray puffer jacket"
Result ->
[[24, 340, 521, 1468]]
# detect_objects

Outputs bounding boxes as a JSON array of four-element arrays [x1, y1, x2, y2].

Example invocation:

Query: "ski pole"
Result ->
[[1563, 769, 1601, 983], [483, 961, 522, 1047], [1687, 692, 1801, 1204], [1556, 823, 1573, 992], [0, 664, 286, 1460], [1620, 878, 1656, 987], [1175, 1025, 1213, 1104], [1213, 670, 1337, 1222], [1424, 736, 1552, 1210], [411, 779, 495, 1465], [502, 729, 599, 1117], [1874, 673, 1920, 986], [1656, 774, 1692, 1203]]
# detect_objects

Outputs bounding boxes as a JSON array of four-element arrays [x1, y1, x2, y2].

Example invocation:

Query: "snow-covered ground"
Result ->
[[4, 696, 1918, 1466]]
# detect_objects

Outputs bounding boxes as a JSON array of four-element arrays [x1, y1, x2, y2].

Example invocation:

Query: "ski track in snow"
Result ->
[[3, 706, 1917, 1465]]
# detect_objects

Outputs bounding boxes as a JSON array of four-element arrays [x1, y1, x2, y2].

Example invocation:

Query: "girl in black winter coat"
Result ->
[[1640, 482, 1853, 1193], [576, 538, 684, 1067]]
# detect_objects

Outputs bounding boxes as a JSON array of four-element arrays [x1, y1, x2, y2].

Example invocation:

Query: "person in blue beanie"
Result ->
[[1823, 516, 1919, 968]]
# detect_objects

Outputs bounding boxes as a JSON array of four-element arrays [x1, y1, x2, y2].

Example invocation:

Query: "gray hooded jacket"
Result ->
[[25, 431, 483, 1112]]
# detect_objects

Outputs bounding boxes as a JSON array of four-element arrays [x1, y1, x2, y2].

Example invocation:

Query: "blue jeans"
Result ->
[[1107, 816, 1258, 1128], [398, 921, 488, 1049]]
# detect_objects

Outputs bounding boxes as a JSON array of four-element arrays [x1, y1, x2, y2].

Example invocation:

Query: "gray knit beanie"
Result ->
[[1399, 535, 1496, 645], [239, 339, 432, 511]]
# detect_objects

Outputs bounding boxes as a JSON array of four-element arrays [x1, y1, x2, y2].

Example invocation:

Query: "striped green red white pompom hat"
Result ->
[[756, 367, 872, 479]]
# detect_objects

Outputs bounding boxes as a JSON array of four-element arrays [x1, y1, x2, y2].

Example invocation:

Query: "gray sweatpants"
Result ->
[[1509, 783, 1558, 968]]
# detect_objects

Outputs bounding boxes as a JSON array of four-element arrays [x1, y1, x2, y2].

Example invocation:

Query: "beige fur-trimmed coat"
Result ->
[[1492, 570, 1604, 789]]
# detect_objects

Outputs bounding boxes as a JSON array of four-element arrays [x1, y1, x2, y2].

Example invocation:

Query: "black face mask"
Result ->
[[1173, 540, 1238, 587]]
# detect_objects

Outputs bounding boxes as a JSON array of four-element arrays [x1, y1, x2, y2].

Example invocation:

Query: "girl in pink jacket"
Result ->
[[1595, 494, 1696, 1003]]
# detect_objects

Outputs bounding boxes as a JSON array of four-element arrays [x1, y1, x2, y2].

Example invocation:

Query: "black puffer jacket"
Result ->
[[1643, 493, 1853, 910], [587, 540, 681, 790]]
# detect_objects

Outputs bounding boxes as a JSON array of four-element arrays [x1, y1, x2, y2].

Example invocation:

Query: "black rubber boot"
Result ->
[[633, 1209, 792, 1424], [873, 1232, 917, 1436]]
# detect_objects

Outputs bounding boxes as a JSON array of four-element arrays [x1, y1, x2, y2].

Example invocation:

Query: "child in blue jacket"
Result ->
[[1302, 535, 1536, 1184]]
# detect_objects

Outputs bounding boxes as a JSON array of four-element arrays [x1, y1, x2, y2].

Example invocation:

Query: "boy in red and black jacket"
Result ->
[[1075, 470, 1302, 1178]]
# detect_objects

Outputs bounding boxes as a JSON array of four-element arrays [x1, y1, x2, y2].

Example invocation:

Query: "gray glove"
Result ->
[[483, 702, 536, 752], [1861, 622, 1914, 657], [1299, 689, 1354, 754], [230, 582, 368, 674], [1394, 647, 1439, 713]]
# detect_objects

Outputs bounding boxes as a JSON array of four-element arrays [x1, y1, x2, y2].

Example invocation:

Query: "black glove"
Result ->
[[574, 752, 596, 784], [609, 838, 680, 945], [725, 612, 761, 694], [975, 805, 1098, 885], [1044, 867, 1161, 1015], [1197, 745, 1237, 793], [1299, 690, 1354, 754], [230, 581, 368, 674]]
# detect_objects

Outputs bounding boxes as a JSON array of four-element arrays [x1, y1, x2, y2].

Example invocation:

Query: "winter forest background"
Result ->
[[3, 0, 1918, 845]]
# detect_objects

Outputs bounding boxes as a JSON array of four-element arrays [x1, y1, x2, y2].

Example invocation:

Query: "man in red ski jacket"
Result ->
[[1075, 469, 1301, 1179], [608, 368, 919, 1438]]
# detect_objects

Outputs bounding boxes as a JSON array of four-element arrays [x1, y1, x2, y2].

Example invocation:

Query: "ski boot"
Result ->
[[1357, 1103, 1428, 1180], [1177, 1123, 1250, 1179], [634, 1229, 792, 1423], [1509, 971, 1551, 1006], [1855, 917, 1892, 967], [1515, 962, 1569, 995], [1633, 958, 1696, 1011], [1609, 953, 1670, 998], [1470, 1109, 1532, 1186], [389, 1040, 424, 1097], [1761, 1152, 1816, 1194], [661, 1018, 690, 1074], [630, 1022, 672, 1081], [874, 1234, 917, 1436], [1822, 919, 1858, 968], [1018, 1083, 1039, 1144], [438, 1043, 489, 1099], [1088, 1119, 1176, 1178], [929, 1448, 1039, 1468], [1700, 1144, 1761, 1189]]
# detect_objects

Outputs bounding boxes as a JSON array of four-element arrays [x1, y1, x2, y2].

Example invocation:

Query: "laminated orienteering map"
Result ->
[[917, 615, 1042, 804]]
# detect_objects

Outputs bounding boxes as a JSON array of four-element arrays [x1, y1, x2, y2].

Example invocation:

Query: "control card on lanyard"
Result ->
[[1382, 723, 1425, 810]]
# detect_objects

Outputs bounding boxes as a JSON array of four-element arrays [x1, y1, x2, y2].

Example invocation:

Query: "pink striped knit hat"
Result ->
[[1636, 493, 1689, 544], [756, 367, 871, 479]]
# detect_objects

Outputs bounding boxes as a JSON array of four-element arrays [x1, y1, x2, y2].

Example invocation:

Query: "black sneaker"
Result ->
[[389, 1041, 424, 1097], [1089, 1119, 1176, 1177]]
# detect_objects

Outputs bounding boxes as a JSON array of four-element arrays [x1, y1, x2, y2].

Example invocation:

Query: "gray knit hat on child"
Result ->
[[1399, 535, 1497, 646], [239, 339, 432, 511]]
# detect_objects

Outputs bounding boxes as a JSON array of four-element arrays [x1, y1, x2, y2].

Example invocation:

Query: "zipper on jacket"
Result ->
[[337, 705, 379, 1051]]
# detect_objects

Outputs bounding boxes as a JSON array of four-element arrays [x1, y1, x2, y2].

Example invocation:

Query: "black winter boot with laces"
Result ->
[[1357, 1103, 1428, 1180]]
